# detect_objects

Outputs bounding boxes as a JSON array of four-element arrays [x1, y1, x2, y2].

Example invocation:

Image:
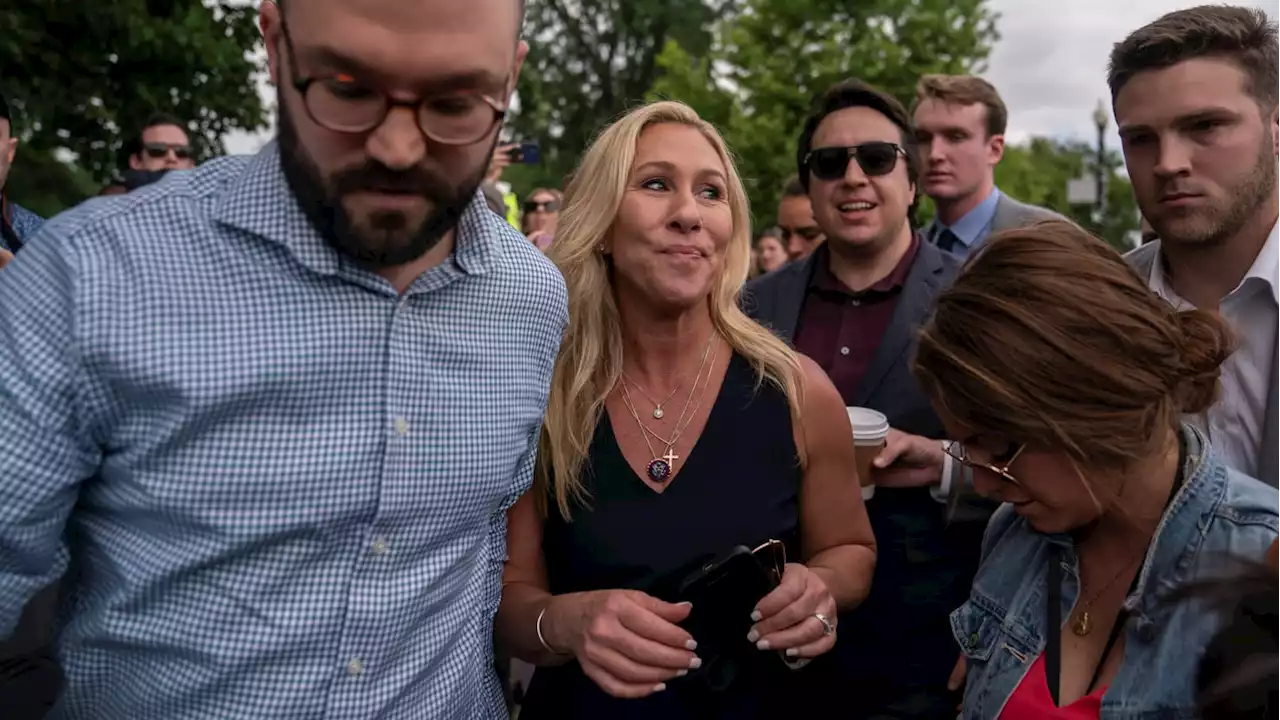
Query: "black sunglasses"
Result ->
[[805, 141, 906, 181], [522, 199, 560, 214], [143, 142, 192, 161]]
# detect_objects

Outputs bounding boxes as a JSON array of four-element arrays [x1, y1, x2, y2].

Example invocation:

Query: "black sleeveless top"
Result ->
[[520, 353, 839, 719]]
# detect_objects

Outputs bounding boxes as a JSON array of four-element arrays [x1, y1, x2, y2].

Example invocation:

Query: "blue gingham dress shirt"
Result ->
[[0, 143, 567, 719]]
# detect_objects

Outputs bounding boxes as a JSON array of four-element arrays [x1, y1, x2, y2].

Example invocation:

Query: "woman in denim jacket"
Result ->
[[911, 222, 1279, 720]]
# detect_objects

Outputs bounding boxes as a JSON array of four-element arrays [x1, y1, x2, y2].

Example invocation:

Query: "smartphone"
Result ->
[[675, 546, 778, 691], [508, 142, 541, 165]]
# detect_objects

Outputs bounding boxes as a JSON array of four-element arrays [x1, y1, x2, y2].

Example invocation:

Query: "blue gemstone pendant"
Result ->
[[646, 458, 671, 483]]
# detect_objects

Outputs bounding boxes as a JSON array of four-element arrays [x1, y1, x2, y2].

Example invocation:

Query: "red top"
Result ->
[[999, 655, 1106, 720]]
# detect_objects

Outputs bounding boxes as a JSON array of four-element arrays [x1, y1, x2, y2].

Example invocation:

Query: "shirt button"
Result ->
[[371, 538, 388, 556], [347, 658, 364, 676], [393, 417, 409, 436], [840, 346, 851, 356]]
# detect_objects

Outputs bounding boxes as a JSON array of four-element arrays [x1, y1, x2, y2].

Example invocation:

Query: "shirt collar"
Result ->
[[809, 232, 920, 294], [1149, 218, 1280, 306], [213, 140, 498, 280], [932, 186, 1001, 248], [1247, 219, 1279, 304]]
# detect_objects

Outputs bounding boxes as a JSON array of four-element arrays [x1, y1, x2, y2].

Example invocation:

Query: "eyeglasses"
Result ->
[[143, 143, 192, 161], [279, 22, 507, 145], [523, 199, 560, 214], [751, 539, 787, 585], [942, 440, 1026, 485], [806, 142, 907, 181]]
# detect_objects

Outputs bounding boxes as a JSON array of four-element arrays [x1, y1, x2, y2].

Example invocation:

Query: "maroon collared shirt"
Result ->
[[793, 234, 920, 404]]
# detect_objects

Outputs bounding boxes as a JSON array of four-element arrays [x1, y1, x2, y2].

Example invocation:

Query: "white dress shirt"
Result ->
[[1149, 221, 1279, 479]]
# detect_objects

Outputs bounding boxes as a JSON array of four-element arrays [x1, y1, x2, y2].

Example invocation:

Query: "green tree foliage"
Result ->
[[6, 147, 101, 219], [1, 0, 266, 194], [509, 0, 735, 192], [995, 138, 1139, 250], [647, 0, 1000, 226]]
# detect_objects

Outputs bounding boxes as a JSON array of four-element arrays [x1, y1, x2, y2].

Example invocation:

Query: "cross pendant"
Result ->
[[662, 448, 679, 468]]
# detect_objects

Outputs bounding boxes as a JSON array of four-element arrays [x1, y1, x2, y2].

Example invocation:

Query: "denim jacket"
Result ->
[[953, 426, 1279, 719]]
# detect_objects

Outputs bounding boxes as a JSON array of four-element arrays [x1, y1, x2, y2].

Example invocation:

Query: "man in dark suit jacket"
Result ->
[[911, 75, 1064, 258], [744, 78, 987, 720]]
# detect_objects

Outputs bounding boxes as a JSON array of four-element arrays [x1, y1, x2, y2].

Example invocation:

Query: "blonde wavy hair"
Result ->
[[540, 100, 805, 520]]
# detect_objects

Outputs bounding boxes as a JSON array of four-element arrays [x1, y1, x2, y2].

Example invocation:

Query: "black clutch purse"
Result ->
[[670, 540, 786, 693]]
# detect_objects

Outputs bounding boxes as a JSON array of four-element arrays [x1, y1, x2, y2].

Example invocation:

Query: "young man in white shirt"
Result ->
[[1111, 5, 1278, 486]]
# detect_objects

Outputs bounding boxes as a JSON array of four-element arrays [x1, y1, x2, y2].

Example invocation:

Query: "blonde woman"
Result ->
[[495, 101, 876, 719]]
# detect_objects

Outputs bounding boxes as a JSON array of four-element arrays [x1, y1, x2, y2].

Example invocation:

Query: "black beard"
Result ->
[[276, 95, 492, 267]]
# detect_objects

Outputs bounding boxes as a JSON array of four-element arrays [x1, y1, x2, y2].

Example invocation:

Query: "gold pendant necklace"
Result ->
[[618, 341, 718, 483], [622, 335, 713, 419], [1071, 554, 1144, 636], [1072, 612, 1092, 637]]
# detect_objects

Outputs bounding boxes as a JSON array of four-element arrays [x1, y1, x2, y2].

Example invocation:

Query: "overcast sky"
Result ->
[[222, 0, 1280, 157], [987, 0, 1278, 149]]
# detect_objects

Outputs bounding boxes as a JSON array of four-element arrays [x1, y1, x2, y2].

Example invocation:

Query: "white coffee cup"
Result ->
[[847, 407, 890, 500]]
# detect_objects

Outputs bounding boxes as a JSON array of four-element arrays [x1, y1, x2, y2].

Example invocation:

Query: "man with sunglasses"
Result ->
[[128, 113, 197, 173], [745, 78, 985, 719], [0, 1, 566, 719]]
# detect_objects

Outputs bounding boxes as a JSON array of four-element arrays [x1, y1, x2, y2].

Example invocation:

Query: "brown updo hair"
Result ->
[[913, 220, 1235, 471]]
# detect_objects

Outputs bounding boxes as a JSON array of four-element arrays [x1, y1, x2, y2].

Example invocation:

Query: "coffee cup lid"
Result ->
[[846, 407, 890, 440]]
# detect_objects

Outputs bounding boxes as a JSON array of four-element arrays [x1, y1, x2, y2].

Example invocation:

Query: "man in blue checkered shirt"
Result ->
[[0, 1, 566, 718]]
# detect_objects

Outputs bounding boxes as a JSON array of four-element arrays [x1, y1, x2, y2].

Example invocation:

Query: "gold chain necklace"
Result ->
[[1071, 553, 1145, 636], [1073, 438, 1185, 636], [622, 344, 715, 449], [621, 335, 713, 419], [618, 341, 717, 483]]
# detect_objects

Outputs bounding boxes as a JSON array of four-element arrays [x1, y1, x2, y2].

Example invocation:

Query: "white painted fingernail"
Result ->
[[746, 630, 759, 643], [653, 683, 667, 693], [676, 601, 693, 607], [750, 610, 762, 622], [677, 669, 688, 677], [685, 639, 698, 651], [786, 648, 799, 657], [756, 639, 771, 650], [689, 656, 702, 669]]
